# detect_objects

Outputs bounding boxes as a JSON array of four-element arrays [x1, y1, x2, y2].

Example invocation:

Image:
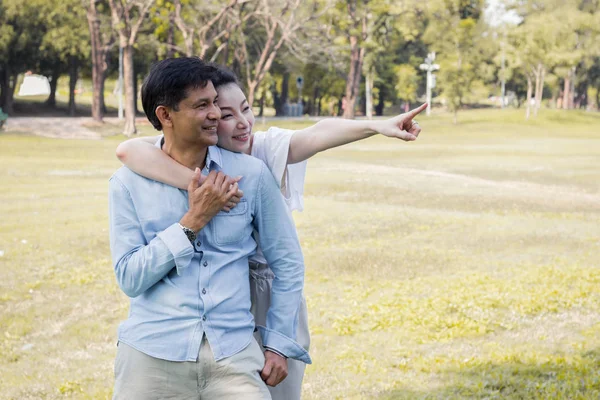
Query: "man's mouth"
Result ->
[[203, 125, 218, 132]]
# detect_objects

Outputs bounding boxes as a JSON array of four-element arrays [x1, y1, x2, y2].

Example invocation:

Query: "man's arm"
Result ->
[[252, 163, 311, 364], [109, 175, 194, 297], [109, 170, 240, 297]]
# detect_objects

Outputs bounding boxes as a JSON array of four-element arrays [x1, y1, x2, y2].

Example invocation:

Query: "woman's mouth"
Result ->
[[233, 133, 250, 142]]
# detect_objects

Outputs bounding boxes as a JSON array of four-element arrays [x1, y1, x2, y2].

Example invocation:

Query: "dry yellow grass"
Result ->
[[1, 108, 599, 399]]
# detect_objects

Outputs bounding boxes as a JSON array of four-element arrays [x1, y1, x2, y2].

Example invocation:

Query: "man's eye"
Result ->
[[222, 114, 232, 119]]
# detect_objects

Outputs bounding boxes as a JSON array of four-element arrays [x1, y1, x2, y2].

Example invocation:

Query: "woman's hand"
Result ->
[[374, 103, 427, 141]]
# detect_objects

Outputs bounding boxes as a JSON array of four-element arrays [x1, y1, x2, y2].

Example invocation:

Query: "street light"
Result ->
[[419, 52, 440, 116]]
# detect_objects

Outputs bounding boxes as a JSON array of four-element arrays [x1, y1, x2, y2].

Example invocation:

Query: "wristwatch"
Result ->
[[178, 223, 197, 243]]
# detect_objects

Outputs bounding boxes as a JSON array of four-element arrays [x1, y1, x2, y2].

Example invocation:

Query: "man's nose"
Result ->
[[208, 103, 221, 120]]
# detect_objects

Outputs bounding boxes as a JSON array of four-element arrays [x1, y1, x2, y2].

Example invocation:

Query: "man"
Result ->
[[108, 57, 310, 399]]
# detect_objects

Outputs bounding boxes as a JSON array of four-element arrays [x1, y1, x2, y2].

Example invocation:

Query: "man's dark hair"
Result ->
[[209, 64, 240, 89], [141, 57, 218, 131]]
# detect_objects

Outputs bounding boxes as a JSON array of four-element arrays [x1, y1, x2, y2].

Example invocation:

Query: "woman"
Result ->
[[116, 65, 425, 400]]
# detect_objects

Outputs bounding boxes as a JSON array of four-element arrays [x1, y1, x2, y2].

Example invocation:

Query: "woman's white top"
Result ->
[[249, 127, 308, 264]]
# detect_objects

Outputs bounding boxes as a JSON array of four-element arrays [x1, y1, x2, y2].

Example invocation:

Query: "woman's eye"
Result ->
[[222, 114, 232, 119], [243, 106, 250, 112]]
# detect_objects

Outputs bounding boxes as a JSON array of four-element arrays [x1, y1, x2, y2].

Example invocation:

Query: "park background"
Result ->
[[1, 0, 600, 399]]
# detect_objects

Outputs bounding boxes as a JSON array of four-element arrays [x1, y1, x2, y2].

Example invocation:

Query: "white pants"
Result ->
[[250, 261, 310, 400], [113, 336, 271, 400]]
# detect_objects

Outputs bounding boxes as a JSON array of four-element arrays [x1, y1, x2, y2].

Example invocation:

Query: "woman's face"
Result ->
[[216, 83, 255, 154]]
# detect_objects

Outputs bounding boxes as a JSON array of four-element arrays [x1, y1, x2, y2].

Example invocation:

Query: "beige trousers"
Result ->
[[113, 336, 271, 400], [250, 261, 310, 400]]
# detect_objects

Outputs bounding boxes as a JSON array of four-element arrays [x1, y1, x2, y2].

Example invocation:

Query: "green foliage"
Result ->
[[394, 64, 419, 103]]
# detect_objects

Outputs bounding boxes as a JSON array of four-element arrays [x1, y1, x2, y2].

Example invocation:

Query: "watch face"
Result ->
[[186, 231, 196, 242]]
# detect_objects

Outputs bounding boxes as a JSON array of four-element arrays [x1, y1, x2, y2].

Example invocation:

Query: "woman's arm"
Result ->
[[287, 103, 427, 164], [115, 136, 192, 190]]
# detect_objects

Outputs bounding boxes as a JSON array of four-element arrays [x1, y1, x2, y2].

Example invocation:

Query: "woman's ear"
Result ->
[[155, 105, 173, 129]]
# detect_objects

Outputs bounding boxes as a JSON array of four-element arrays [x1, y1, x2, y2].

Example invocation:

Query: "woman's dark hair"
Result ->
[[141, 57, 218, 131], [209, 64, 240, 89]]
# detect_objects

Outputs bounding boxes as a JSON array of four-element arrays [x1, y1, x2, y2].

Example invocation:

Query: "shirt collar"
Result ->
[[158, 135, 223, 170], [206, 145, 223, 170]]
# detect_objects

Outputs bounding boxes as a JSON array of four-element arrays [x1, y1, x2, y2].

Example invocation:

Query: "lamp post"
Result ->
[[419, 52, 440, 116]]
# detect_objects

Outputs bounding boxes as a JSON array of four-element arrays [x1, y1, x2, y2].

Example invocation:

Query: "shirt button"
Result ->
[[203, 261, 208, 267], [202, 288, 207, 295], [196, 241, 201, 247], [202, 316, 207, 321]]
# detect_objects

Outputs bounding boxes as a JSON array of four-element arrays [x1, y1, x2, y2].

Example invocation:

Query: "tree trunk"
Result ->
[[0, 67, 15, 115], [533, 64, 544, 118], [133, 70, 139, 114], [317, 96, 322, 116], [342, 36, 365, 119], [312, 87, 320, 116], [569, 67, 576, 109], [167, 14, 175, 58], [258, 90, 265, 117], [46, 63, 62, 107], [123, 44, 137, 136], [68, 56, 78, 116], [563, 72, 571, 110], [526, 75, 533, 120], [87, 0, 109, 122], [246, 81, 258, 109], [375, 88, 384, 116], [365, 70, 373, 119], [275, 72, 289, 116]]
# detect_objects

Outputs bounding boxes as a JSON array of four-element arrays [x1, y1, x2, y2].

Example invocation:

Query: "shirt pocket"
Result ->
[[212, 199, 250, 245]]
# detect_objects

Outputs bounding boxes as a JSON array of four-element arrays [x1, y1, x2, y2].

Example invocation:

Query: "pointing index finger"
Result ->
[[406, 103, 428, 119]]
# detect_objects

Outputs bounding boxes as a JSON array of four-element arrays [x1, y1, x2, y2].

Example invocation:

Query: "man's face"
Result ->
[[170, 81, 221, 147]]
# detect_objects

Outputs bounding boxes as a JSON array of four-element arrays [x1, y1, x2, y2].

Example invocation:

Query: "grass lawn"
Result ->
[[1, 109, 600, 399]]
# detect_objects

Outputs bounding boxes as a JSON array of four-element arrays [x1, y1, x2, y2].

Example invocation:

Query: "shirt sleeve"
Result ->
[[251, 127, 307, 212], [108, 175, 195, 298], [251, 163, 311, 364]]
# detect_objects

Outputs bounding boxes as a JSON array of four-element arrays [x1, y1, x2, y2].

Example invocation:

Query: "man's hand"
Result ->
[[375, 103, 427, 141], [260, 350, 288, 387], [179, 168, 242, 232]]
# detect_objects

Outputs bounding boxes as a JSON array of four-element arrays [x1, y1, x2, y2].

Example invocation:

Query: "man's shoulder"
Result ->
[[218, 147, 266, 174], [109, 166, 152, 189]]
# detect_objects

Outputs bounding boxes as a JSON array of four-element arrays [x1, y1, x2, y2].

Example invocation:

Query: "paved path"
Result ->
[[4, 117, 103, 139]]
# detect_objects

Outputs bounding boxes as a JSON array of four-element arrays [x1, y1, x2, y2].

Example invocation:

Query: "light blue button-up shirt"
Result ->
[[108, 145, 310, 364]]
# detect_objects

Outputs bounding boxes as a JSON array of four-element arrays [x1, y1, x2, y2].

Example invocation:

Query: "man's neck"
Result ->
[[162, 136, 209, 171]]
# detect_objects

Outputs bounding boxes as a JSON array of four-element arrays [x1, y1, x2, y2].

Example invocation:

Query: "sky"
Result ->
[[484, 0, 523, 27]]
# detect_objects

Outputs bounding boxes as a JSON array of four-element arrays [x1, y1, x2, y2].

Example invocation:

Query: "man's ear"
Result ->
[[155, 105, 173, 129]]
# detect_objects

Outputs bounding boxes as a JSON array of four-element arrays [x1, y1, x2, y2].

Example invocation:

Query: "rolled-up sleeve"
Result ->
[[252, 164, 311, 364], [109, 176, 194, 298]]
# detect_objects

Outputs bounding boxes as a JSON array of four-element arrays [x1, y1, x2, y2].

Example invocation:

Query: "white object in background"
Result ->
[[18, 74, 51, 96]]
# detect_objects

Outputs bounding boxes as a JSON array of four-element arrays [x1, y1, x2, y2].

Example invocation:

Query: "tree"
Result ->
[[394, 64, 418, 110], [425, 0, 485, 123], [40, 0, 90, 116], [108, 0, 154, 135], [232, 0, 328, 107], [87, 0, 115, 121], [0, 0, 48, 114]]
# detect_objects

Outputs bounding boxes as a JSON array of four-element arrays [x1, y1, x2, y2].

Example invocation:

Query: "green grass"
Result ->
[[1, 108, 600, 399]]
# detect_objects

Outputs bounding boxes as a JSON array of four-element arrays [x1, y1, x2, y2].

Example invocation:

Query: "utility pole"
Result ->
[[501, 29, 506, 109], [419, 52, 440, 116]]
